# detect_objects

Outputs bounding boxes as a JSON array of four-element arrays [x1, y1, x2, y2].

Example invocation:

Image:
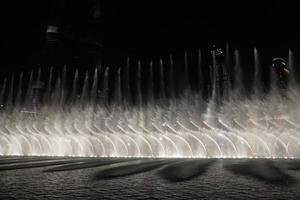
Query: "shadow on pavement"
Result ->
[[224, 159, 296, 185], [0, 157, 95, 171], [158, 159, 216, 182], [44, 158, 135, 172], [94, 159, 177, 180], [272, 159, 300, 171]]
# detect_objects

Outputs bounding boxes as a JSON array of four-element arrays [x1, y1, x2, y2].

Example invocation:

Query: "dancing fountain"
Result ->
[[0, 47, 299, 158]]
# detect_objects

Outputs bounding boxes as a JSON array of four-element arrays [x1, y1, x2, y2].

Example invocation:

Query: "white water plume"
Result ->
[[0, 48, 299, 158]]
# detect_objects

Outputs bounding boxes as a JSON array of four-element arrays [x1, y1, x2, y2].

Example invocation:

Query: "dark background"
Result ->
[[0, 0, 299, 70]]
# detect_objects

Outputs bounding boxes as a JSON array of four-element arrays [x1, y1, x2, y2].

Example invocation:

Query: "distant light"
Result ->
[[284, 68, 289, 74], [46, 25, 58, 33]]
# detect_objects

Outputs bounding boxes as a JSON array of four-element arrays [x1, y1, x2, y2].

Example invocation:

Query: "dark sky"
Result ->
[[103, 1, 300, 61], [1, 0, 299, 68]]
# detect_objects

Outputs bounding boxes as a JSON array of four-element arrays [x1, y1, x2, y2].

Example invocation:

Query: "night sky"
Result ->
[[1, 0, 299, 69]]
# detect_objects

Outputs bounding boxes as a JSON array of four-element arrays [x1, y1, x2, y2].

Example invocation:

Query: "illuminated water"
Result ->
[[0, 48, 299, 158]]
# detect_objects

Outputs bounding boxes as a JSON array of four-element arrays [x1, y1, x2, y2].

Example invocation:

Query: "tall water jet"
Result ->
[[91, 67, 98, 104], [37, 67, 41, 83], [25, 70, 34, 108], [269, 60, 280, 95], [147, 60, 154, 105], [61, 66, 67, 89], [61, 66, 67, 104], [0, 78, 7, 107], [80, 72, 89, 105], [233, 49, 243, 97], [183, 51, 191, 93], [288, 49, 296, 89], [205, 46, 219, 127], [197, 49, 203, 97], [101, 67, 109, 106], [211, 47, 218, 103], [136, 61, 142, 107], [33, 67, 42, 106], [71, 69, 79, 104], [168, 55, 176, 100], [167, 55, 176, 125], [52, 73, 61, 107], [135, 61, 143, 130], [124, 57, 132, 106], [158, 59, 166, 101], [253, 48, 263, 97], [225, 43, 231, 75], [15, 72, 23, 108], [44, 67, 53, 105], [224, 44, 231, 99], [6, 74, 14, 110], [114, 68, 122, 105], [145, 60, 155, 129]]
